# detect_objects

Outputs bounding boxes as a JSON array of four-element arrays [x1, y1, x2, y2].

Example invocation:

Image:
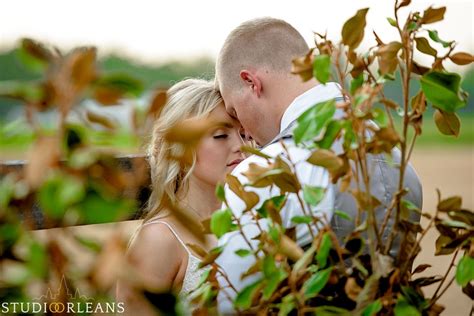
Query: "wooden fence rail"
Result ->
[[0, 155, 150, 230]]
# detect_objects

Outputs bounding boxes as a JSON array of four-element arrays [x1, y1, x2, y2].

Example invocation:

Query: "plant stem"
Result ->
[[399, 214, 435, 275], [430, 249, 460, 306]]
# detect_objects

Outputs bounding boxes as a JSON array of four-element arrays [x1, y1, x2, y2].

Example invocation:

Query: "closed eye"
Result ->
[[213, 134, 228, 139]]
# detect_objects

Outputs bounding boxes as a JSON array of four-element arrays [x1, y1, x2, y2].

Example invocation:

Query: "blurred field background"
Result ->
[[1, 47, 473, 314]]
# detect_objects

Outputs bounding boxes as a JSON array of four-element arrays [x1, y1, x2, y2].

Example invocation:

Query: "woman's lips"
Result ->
[[227, 158, 244, 167]]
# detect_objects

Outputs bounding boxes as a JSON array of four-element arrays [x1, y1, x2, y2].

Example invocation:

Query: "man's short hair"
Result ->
[[216, 17, 310, 94]]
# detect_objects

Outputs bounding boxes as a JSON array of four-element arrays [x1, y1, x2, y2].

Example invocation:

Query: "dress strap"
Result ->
[[143, 220, 192, 255]]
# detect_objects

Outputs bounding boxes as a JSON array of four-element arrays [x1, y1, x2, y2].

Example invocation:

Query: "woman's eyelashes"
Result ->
[[213, 134, 228, 139]]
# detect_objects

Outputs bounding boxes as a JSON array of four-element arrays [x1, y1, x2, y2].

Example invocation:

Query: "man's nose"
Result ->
[[232, 132, 245, 155]]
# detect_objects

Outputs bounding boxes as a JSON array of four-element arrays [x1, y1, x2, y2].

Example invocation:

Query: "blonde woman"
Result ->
[[116, 79, 245, 314]]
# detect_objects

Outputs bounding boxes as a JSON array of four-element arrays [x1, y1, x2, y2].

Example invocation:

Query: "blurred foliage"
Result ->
[[0, 48, 214, 120], [0, 39, 169, 315]]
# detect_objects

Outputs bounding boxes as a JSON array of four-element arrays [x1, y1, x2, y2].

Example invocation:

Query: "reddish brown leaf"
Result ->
[[413, 263, 432, 274], [93, 86, 123, 105], [379, 98, 399, 110], [376, 41, 402, 74], [412, 61, 430, 75], [21, 38, 54, 63], [397, 0, 411, 8], [165, 117, 215, 145], [279, 235, 304, 262], [25, 136, 61, 188], [345, 277, 362, 301], [86, 110, 118, 130], [449, 52, 474, 65], [226, 174, 260, 211], [421, 6, 446, 24], [341, 8, 369, 50], [433, 109, 460, 137], [307, 149, 344, 172], [291, 48, 315, 82], [69, 47, 97, 92], [186, 243, 208, 258], [148, 89, 168, 118], [90, 233, 128, 290]]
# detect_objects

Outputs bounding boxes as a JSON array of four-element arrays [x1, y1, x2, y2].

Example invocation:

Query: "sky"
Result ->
[[0, 0, 473, 70]]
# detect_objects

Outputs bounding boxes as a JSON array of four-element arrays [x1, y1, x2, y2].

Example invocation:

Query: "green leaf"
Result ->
[[303, 185, 326, 206], [278, 295, 295, 316], [400, 198, 421, 220], [420, 71, 466, 112], [438, 196, 462, 212], [215, 184, 226, 202], [293, 245, 317, 273], [210, 208, 233, 238], [372, 108, 389, 128], [256, 195, 287, 219], [441, 219, 470, 229], [313, 54, 331, 84], [456, 255, 474, 287], [269, 225, 281, 243], [39, 173, 85, 219], [94, 74, 143, 97], [17, 43, 48, 73], [407, 22, 418, 32], [0, 175, 15, 209], [235, 249, 252, 258], [414, 37, 437, 57], [0, 80, 44, 103], [335, 210, 352, 221], [291, 215, 313, 224], [387, 17, 397, 27], [362, 299, 383, 316], [427, 30, 452, 48], [194, 268, 211, 290], [74, 235, 102, 252], [316, 233, 333, 268], [78, 190, 135, 224], [0, 223, 22, 250], [302, 267, 333, 299], [27, 242, 47, 278], [241, 145, 272, 159], [234, 280, 262, 309], [341, 8, 369, 50], [315, 120, 344, 149], [293, 99, 336, 144], [394, 296, 421, 316], [263, 269, 288, 300], [350, 74, 364, 94], [263, 256, 277, 277], [314, 306, 351, 315], [400, 286, 428, 310]]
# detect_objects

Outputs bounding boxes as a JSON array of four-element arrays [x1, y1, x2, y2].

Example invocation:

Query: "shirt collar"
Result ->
[[279, 82, 343, 133]]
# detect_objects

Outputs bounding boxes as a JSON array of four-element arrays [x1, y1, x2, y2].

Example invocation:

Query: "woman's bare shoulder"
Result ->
[[127, 221, 186, 276]]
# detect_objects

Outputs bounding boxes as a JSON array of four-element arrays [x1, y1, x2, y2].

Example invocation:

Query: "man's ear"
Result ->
[[240, 70, 262, 98]]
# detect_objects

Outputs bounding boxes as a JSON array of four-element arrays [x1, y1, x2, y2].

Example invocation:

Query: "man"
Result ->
[[214, 17, 422, 314]]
